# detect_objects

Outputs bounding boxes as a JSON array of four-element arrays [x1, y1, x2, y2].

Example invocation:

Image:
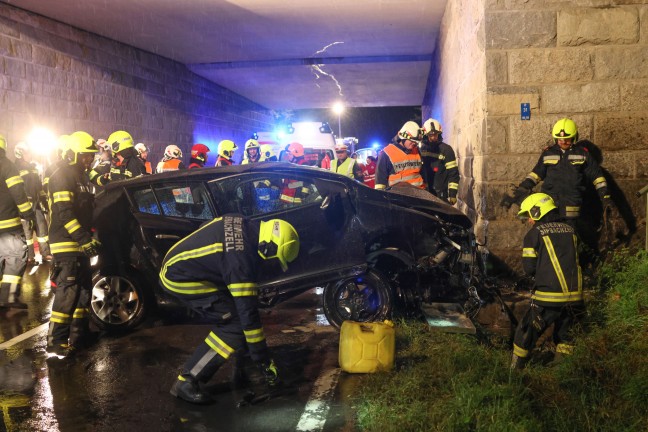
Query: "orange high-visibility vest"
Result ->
[[156, 159, 182, 173], [383, 144, 424, 188]]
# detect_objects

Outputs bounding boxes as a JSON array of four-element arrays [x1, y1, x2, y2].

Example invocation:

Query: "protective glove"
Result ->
[[500, 185, 530, 209], [81, 238, 102, 257], [447, 197, 457, 205], [258, 359, 280, 387]]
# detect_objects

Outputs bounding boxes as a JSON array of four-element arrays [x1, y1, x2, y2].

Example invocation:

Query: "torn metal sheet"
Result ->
[[420, 302, 476, 334]]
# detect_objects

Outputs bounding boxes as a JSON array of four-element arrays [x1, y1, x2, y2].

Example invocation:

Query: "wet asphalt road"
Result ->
[[0, 263, 360, 432]]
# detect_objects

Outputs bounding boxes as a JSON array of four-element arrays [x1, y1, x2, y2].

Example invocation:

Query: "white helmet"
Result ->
[[164, 144, 182, 159], [135, 143, 149, 154], [398, 121, 422, 142], [422, 119, 442, 135], [334, 142, 348, 152], [14, 141, 29, 159]]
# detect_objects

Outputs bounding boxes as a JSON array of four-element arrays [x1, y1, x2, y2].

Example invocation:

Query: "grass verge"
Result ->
[[352, 251, 648, 432]]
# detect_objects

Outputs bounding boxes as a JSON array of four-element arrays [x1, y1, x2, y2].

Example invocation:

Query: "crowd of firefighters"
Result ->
[[0, 114, 622, 402]]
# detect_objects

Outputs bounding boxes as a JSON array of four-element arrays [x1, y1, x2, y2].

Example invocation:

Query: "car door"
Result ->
[[207, 172, 365, 287], [129, 180, 216, 268]]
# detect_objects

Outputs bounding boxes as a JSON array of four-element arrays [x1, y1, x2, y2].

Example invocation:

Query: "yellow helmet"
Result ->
[[217, 140, 237, 160], [56, 135, 72, 158], [107, 130, 134, 154], [518, 193, 557, 221], [0, 134, 7, 151], [260, 144, 276, 161], [68, 131, 98, 163], [552, 118, 578, 143], [398, 121, 422, 143], [258, 219, 300, 272]]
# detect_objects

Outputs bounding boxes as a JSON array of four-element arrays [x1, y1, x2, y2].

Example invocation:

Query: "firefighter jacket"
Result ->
[[88, 159, 111, 188], [519, 143, 609, 219], [375, 142, 424, 190], [331, 157, 363, 181], [419, 139, 459, 200], [48, 163, 94, 257], [0, 153, 34, 234], [362, 159, 376, 189], [43, 160, 67, 195], [280, 159, 310, 204], [188, 159, 204, 169], [111, 150, 148, 181], [160, 215, 268, 361], [522, 213, 583, 306], [214, 156, 233, 167], [155, 158, 185, 173], [15, 157, 46, 211]]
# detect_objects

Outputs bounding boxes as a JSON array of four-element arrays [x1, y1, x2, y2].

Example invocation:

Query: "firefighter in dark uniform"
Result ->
[[420, 118, 460, 204], [511, 193, 584, 369], [161, 216, 300, 404], [106, 130, 147, 181], [501, 118, 612, 220], [0, 134, 35, 309], [14, 142, 52, 262], [375, 121, 424, 190], [47, 131, 101, 358]]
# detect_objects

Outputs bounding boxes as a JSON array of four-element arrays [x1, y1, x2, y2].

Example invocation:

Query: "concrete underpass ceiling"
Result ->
[[4, 0, 447, 109]]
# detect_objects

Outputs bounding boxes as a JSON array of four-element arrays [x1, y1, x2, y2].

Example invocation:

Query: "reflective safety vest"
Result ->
[[383, 144, 424, 188], [330, 158, 356, 179], [156, 159, 182, 173]]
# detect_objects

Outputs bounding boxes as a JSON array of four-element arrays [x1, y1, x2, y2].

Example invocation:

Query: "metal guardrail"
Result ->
[[637, 184, 648, 250]]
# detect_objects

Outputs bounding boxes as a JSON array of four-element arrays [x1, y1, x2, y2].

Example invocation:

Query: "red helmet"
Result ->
[[191, 143, 210, 162], [286, 142, 304, 158]]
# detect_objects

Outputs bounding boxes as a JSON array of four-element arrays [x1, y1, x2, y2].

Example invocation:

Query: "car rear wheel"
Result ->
[[322, 269, 393, 329], [90, 272, 148, 332]]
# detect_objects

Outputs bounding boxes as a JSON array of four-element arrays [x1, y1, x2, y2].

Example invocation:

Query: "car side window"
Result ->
[[210, 174, 322, 217], [133, 188, 160, 215], [153, 183, 214, 220]]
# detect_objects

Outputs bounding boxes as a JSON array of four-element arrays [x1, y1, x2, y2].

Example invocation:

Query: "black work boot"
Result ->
[[47, 343, 76, 359], [170, 375, 213, 404], [510, 354, 528, 370]]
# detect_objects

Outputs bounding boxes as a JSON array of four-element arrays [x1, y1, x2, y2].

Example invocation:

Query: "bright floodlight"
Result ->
[[27, 127, 56, 152], [332, 102, 344, 115]]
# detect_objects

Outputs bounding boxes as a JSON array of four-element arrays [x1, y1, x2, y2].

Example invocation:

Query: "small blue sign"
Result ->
[[521, 103, 531, 120]]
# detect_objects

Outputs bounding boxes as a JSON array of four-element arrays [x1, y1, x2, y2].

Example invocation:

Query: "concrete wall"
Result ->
[[426, 0, 648, 268], [0, 3, 273, 165], [423, 0, 489, 244]]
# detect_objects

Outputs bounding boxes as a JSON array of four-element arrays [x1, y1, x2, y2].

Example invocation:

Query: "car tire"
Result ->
[[322, 269, 393, 329], [90, 271, 148, 332]]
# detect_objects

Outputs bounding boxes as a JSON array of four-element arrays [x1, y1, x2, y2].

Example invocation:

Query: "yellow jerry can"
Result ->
[[339, 320, 395, 373]]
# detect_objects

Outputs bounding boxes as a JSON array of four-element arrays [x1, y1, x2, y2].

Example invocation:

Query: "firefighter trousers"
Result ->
[[513, 301, 585, 358], [21, 208, 50, 259], [0, 230, 28, 304], [178, 295, 247, 383], [47, 256, 91, 347]]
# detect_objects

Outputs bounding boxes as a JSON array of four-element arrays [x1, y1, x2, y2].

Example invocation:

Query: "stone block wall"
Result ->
[[0, 3, 273, 165], [426, 0, 648, 270]]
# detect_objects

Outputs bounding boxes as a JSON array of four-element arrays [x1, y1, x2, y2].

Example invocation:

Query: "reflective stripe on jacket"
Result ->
[[383, 144, 424, 188]]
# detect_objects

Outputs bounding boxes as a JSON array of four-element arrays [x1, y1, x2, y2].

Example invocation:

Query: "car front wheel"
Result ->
[[90, 272, 148, 332], [322, 269, 393, 329]]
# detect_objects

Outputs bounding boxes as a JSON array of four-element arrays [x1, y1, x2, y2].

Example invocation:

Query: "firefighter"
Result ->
[[241, 139, 261, 165], [135, 143, 152, 174], [280, 143, 310, 205], [156, 145, 185, 173], [188, 143, 210, 169], [500, 118, 613, 219], [375, 121, 424, 190], [161, 216, 300, 404], [420, 119, 459, 204], [107, 130, 147, 181], [259, 144, 277, 162], [14, 142, 52, 263], [362, 155, 377, 188], [214, 140, 237, 167], [330, 142, 363, 181], [88, 140, 112, 190], [511, 193, 584, 369], [44, 135, 73, 195], [0, 134, 35, 310], [46, 131, 101, 357]]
